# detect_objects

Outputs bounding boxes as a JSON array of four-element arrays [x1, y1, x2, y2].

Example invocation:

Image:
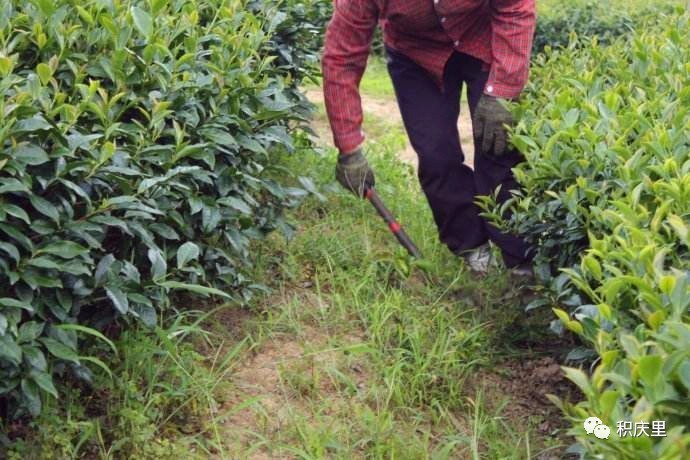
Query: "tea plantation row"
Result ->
[[369, 0, 681, 57], [0, 0, 326, 419], [495, 7, 690, 458], [533, 0, 680, 53]]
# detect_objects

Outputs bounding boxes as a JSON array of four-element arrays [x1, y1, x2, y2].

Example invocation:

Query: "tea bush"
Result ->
[[533, 0, 679, 54], [0, 0, 324, 419], [261, 0, 332, 78], [489, 7, 690, 458]]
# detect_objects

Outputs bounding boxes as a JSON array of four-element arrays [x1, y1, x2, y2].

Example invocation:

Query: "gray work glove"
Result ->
[[335, 148, 375, 196], [473, 95, 515, 157]]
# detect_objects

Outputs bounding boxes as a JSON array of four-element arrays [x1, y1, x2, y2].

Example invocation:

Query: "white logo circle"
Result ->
[[594, 424, 611, 439], [584, 416, 603, 435]]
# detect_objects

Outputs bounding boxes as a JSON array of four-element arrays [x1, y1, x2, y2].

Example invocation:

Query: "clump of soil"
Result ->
[[467, 355, 577, 437]]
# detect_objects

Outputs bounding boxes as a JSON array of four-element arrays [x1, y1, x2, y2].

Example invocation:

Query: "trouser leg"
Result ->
[[463, 56, 532, 267], [386, 47, 488, 254]]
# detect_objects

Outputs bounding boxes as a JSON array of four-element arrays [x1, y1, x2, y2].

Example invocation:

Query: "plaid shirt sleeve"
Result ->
[[485, 0, 536, 99], [322, 0, 379, 153]]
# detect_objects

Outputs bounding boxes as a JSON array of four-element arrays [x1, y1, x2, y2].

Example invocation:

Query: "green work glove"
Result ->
[[473, 95, 514, 157], [335, 148, 375, 196]]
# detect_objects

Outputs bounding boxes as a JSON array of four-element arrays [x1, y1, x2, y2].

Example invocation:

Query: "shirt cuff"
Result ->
[[335, 129, 365, 154], [484, 82, 523, 100]]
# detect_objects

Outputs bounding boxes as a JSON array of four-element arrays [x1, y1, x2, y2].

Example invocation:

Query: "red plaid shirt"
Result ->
[[322, 0, 536, 153]]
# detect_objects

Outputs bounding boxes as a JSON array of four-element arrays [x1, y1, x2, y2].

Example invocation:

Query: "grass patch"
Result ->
[[223, 132, 569, 457], [2, 306, 249, 459], [304, 56, 395, 100], [360, 57, 395, 99]]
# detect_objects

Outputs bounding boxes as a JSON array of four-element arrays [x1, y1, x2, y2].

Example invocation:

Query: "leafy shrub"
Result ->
[[533, 0, 679, 54], [264, 0, 332, 74], [0, 0, 322, 419], [487, 7, 690, 457]]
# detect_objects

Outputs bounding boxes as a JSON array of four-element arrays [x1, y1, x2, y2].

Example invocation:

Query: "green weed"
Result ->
[[2, 306, 249, 458]]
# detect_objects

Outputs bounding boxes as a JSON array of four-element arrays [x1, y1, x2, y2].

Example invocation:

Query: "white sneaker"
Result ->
[[460, 243, 492, 275], [511, 263, 535, 281]]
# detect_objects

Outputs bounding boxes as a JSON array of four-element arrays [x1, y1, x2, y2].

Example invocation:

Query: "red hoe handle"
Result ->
[[364, 188, 422, 259]]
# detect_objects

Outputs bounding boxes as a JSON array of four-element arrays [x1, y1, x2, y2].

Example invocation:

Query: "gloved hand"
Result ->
[[472, 95, 515, 157], [335, 148, 375, 196]]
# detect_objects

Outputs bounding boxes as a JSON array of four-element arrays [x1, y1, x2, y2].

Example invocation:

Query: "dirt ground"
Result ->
[[215, 292, 373, 458], [468, 356, 574, 432], [305, 89, 476, 168]]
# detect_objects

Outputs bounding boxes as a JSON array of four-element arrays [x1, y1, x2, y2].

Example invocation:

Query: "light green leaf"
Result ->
[[75, 5, 94, 25], [15, 115, 52, 132], [677, 361, 690, 391], [0, 334, 22, 365], [218, 196, 252, 215], [2, 203, 31, 224], [23, 346, 47, 371], [31, 0, 55, 15], [78, 356, 113, 379], [13, 145, 50, 166], [28, 256, 61, 271], [29, 195, 59, 223], [0, 56, 13, 76], [56, 324, 118, 356], [147, 248, 167, 281], [563, 108, 579, 127], [18, 321, 45, 343], [667, 215, 689, 246], [158, 281, 231, 299], [131, 6, 153, 38], [0, 242, 20, 262], [582, 254, 602, 280], [0, 178, 29, 194], [38, 241, 88, 259], [30, 371, 58, 398], [638, 355, 663, 384], [176, 242, 200, 269], [105, 287, 129, 314], [36, 63, 52, 85], [0, 297, 33, 312], [562, 366, 592, 394], [0, 223, 34, 251], [40, 338, 79, 364]]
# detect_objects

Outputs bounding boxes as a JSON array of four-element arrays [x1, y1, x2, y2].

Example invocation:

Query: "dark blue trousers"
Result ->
[[385, 47, 531, 267]]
